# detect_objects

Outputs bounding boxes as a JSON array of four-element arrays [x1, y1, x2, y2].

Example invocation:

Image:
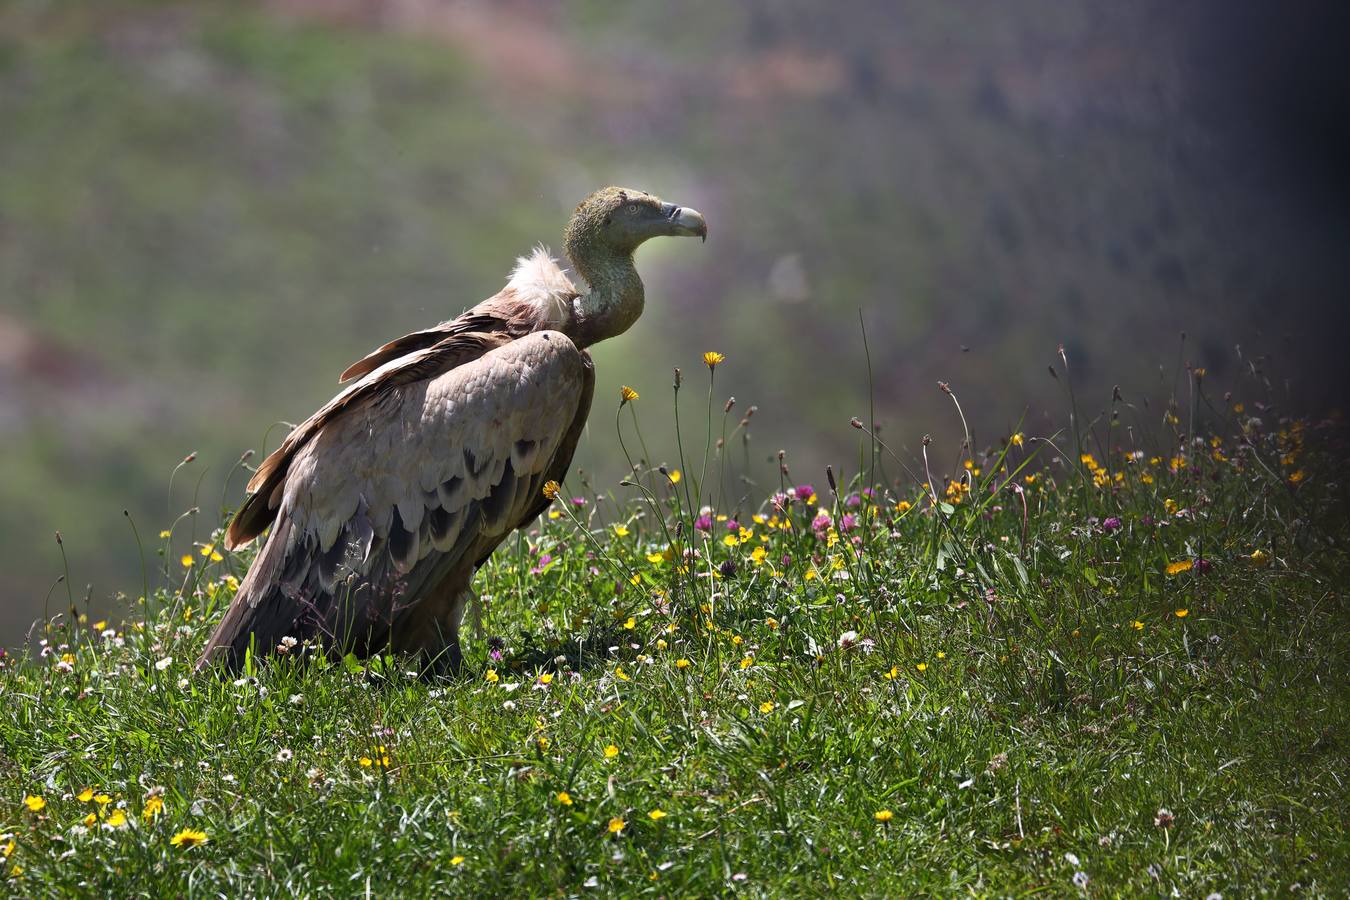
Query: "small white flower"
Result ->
[[289, 693, 305, 706], [1064, 852, 1080, 867], [276, 748, 293, 763], [177, 677, 190, 690], [1072, 871, 1090, 890], [837, 630, 859, 649]]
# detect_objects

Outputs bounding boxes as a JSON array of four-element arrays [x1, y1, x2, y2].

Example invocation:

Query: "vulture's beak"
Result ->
[[660, 202, 708, 242]]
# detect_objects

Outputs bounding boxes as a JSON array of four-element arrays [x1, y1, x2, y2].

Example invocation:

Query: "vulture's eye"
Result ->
[[627, 204, 638, 213]]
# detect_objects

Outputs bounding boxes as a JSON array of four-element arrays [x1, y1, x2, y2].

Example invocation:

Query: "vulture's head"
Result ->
[[565, 186, 707, 259]]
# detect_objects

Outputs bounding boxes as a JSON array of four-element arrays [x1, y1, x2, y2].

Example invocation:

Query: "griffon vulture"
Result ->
[[197, 187, 707, 673]]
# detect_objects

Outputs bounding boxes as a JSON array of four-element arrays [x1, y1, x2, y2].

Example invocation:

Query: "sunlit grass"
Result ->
[[1, 357, 1346, 895]]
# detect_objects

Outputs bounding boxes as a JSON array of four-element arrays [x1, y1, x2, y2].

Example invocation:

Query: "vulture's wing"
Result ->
[[336, 313, 505, 384], [199, 330, 591, 669]]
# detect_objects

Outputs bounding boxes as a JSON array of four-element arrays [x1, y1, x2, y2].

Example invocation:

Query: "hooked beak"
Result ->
[[660, 202, 708, 242]]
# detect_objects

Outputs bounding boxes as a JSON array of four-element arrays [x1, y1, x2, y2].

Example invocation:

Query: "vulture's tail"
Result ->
[[195, 518, 297, 673]]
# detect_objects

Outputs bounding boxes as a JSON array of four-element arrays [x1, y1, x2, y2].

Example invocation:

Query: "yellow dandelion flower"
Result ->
[[484, 668, 499, 684], [541, 481, 561, 501], [1249, 548, 1269, 566], [1010, 432, 1024, 447], [648, 809, 668, 821], [667, 469, 682, 484], [614, 666, 630, 682], [359, 757, 373, 768], [936, 651, 946, 659], [883, 665, 899, 680], [91, 620, 106, 632], [623, 617, 636, 630], [740, 656, 754, 670], [656, 638, 668, 651], [613, 525, 630, 538], [106, 809, 127, 828], [180, 554, 194, 568], [557, 791, 573, 806], [1288, 469, 1305, 484], [23, 795, 45, 813], [874, 809, 894, 823], [548, 509, 561, 520], [536, 736, 551, 751], [759, 701, 775, 714], [676, 658, 691, 669], [169, 828, 208, 849], [94, 794, 111, 806], [607, 816, 626, 834], [537, 672, 553, 685], [82, 813, 96, 827], [1165, 560, 1192, 575], [722, 534, 739, 547], [620, 385, 639, 403], [450, 855, 465, 866], [1175, 608, 1189, 618], [703, 351, 725, 367], [896, 500, 912, 513], [77, 788, 94, 803], [603, 744, 620, 759], [142, 795, 164, 821], [158, 530, 171, 539], [1131, 620, 1144, 631], [915, 662, 928, 672]]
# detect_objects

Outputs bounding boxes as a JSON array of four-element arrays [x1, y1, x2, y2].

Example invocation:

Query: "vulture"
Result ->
[[197, 187, 707, 674]]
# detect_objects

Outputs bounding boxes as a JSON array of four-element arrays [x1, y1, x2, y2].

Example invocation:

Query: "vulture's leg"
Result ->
[[391, 573, 470, 678]]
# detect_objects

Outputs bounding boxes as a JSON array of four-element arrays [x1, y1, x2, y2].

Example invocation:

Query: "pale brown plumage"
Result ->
[[198, 187, 706, 674]]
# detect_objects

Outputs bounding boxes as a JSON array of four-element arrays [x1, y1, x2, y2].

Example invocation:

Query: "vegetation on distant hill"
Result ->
[[1, 356, 1345, 895]]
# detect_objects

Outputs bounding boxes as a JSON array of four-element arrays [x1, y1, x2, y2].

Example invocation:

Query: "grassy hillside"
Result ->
[[1, 358, 1345, 895], [5, 2, 1348, 642]]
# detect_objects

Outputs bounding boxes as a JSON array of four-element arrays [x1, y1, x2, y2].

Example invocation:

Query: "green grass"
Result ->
[[1, 363, 1346, 897]]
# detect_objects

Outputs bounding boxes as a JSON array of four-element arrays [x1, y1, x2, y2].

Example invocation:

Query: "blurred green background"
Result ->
[[3, 1, 1348, 642]]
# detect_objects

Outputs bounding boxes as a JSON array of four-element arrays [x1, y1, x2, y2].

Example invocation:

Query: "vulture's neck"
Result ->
[[567, 249, 643, 349]]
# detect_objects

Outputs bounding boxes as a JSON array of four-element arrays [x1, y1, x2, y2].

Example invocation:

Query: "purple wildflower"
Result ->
[[694, 514, 713, 533], [719, 559, 737, 578], [1102, 516, 1122, 533], [725, 518, 740, 532], [570, 496, 587, 507], [795, 484, 815, 502], [811, 510, 832, 534], [845, 493, 862, 508], [1194, 558, 1212, 574], [770, 491, 789, 512], [840, 513, 859, 532]]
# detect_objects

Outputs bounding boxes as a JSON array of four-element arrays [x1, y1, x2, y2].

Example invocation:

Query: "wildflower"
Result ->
[[619, 385, 639, 403], [1249, 548, 1269, 566], [614, 666, 630, 681], [169, 828, 208, 849], [1175, 609, 1189, 618], [1011, 432, 1024, 447], [180, 554, 194, 568], [276, 748, 293, 763], [105, 809, 127, 828], [23, 795, 45, 813], [694, 514, 713, 532], [450, 855, 465, 866], [1132, 620, 1144, 631], [837, 630, 859, 650], [794, 484, 816, 503], [1194, 558, 1212, 574], [667, 469, 682, 484], [915, 662, 928, 672], [158, 530, 171, 539], [883, 665, 899, 680], [155, 656, 173, 671], [484, 669, 498, 684], [142, 795, 164, 822], [82, 813, 96, 827], [1164, 498, 1179, 515], [1289, 469, 1305, 484], [896, 500, 912, 513], [607, 816, 626, 834], [537, 672, 554, 685], [722, 533, 739, 547], [603, 744, 620, 759], [77, 788, 94, 803], [702, 351, 725, 368], [541, 481, 560, 501], [612, 524, 630, 538], [536, 736, 551, 750], [1154, 808, 1175, 828], [874, 809, 894, 823], [199, 544, 223, 562], [1165, 560, 1192, 575], [556, 791, 573, 806], [839, 513, 859, 532], [1073, 871, 1090, 890], [676, 659, 691, 669], [759, 701, 775, 714], [648, 809, 668, 821], [1102, 516, 1122, 533]]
